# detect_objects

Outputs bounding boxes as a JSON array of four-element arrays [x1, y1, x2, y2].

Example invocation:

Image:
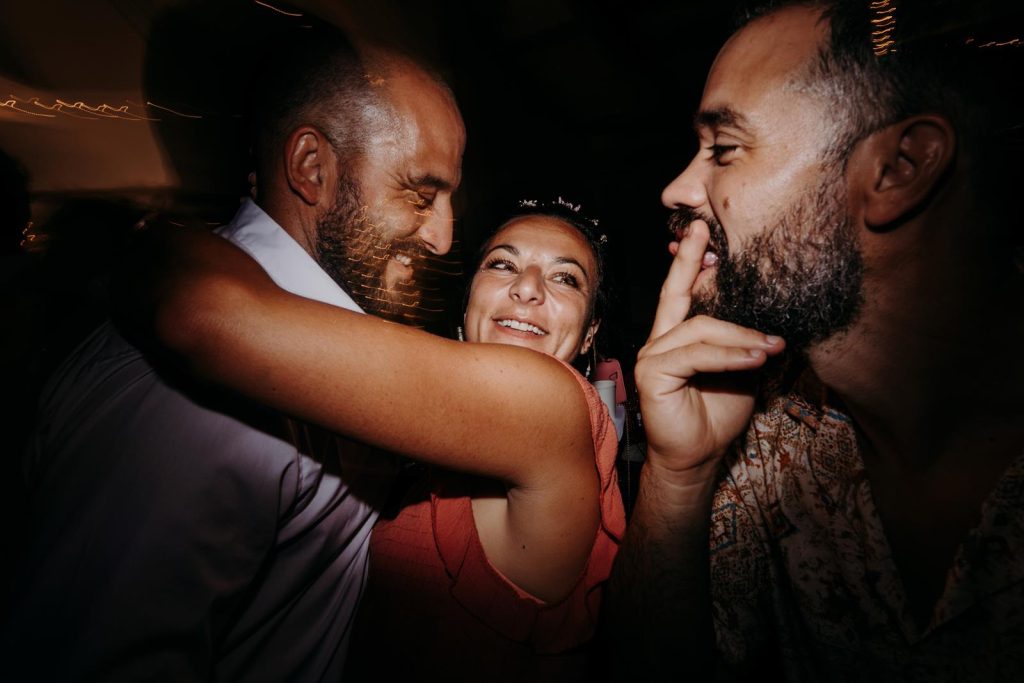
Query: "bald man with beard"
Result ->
[[3, 26, 464, 682]]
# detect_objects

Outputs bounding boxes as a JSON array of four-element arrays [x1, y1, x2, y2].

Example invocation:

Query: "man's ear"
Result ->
[[855, 115, 955, 228], [284, 125, 336, 207]]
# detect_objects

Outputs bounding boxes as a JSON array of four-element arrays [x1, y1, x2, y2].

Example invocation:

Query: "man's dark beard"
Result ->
[[314, 176, 439, 326], [667, 167, 864, 354]]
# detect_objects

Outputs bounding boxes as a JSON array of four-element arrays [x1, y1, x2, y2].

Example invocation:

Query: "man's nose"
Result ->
[[661, 154, 708, 210], [510, 267, 545, 305], [415, 196, 454, 256]]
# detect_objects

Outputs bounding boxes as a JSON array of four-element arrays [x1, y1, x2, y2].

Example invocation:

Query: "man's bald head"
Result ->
[[248, 26, 454, 187]]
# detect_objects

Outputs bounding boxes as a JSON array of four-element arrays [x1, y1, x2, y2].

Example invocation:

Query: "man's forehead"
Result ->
[[362, 64, 465, 187], [701, 5, 828, 115]]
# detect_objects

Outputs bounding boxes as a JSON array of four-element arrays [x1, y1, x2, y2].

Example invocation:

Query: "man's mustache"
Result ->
[[389, 237, 432, 267], [666, 207, 729, 258]]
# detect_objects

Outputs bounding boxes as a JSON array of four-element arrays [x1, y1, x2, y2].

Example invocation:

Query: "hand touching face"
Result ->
[[635, 220, 785, 480]]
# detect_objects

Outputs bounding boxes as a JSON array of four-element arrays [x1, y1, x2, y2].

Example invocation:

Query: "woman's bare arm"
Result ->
[[115, 222, 600, 600]]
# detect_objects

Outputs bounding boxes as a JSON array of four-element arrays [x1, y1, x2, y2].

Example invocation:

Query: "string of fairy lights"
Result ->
[[0, 97, 207, 121]]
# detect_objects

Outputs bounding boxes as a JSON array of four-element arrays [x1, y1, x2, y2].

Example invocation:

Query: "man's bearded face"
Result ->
[[668, 165, 864, 354], [315, 175, 439, 325]]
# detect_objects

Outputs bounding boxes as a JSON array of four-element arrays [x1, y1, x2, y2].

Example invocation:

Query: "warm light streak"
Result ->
[[252, 0, 303, 17], [56, 98, 159, 120], [980, 38, 1021, 48], [965, 36, 1023, 49], [1, 95, 210, 121], [139, 101, 203, 119], [30, 97, 96, 119], [869, 0, 897, 57], [0, 98, 55, 117]]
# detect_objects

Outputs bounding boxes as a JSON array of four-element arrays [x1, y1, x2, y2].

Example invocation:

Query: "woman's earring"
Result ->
[[457, 326, 464, 342], [585, 360, 591, 379], [247, 171, 258, 201]]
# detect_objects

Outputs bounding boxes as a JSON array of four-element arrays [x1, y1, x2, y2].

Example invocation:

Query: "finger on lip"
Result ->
[[677, 220, 710, 263], [670, 220, 708, 250], [683, 219, 709, 243]]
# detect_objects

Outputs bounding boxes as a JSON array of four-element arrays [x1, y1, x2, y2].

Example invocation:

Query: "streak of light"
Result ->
[[2, 94, 209, 121], [142, 101, 203, 119], [979, 38, 1021, 48], [252, 0, 303, 17], [869, 0, 897, 57], [0, 98, 56, 117]]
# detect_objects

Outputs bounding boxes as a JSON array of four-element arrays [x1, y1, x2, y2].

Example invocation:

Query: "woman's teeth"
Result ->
[[497, 319, 546, 335], [393, 254, 412, 267]]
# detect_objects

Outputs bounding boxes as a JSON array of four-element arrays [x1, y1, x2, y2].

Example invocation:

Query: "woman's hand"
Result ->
[[634, 220, 785, 482]]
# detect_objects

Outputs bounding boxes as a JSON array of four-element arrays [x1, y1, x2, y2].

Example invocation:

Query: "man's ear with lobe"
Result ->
[[284, 125, 338, 207], [852, 115, 956, 228]]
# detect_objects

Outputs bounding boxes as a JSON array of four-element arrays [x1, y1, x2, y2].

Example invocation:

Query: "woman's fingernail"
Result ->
[[764, 335, 781, 345]]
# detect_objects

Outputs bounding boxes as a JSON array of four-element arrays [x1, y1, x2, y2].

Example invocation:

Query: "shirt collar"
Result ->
[[773, 367, 836, 431], [216, 199, 363, 314]]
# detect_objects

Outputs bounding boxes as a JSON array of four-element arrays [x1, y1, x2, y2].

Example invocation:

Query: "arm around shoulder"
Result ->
[[114, 222, 595, 488]]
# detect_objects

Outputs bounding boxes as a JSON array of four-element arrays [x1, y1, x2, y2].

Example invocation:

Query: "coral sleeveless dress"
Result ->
[[345, 367, 625, 681]]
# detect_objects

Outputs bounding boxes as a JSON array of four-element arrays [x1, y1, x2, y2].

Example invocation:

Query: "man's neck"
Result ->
[[807, 252, 1024, 470], [807, 251, 1024, 623], [259, 195, 319, 259]]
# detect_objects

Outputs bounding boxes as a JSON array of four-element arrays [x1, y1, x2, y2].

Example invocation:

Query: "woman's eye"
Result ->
[[483, 258, 516, 272], [553, 272, 580, 288]]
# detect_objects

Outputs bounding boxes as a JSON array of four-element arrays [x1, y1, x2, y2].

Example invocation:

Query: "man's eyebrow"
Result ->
[[410, 173, 456, 191], [693, 107, 752, 134]]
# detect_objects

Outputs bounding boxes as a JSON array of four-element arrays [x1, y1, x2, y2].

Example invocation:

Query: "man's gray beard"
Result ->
[[314, 176, 435, 325], [671, 165, 864, 354]]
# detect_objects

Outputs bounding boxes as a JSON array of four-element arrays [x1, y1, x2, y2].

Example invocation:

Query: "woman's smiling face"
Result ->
[[464, 215, 599, 363]]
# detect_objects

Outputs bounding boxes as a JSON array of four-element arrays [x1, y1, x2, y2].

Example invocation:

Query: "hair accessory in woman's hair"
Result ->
[[517, 197, 604, 235], [555, 196, 581, 213]]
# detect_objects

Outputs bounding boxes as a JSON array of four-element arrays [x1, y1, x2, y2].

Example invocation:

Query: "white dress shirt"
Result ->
[[4, 200, 379, 682]]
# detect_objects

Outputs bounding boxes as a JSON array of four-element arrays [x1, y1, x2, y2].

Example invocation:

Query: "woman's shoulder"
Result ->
[[549, 358, 616, 451]]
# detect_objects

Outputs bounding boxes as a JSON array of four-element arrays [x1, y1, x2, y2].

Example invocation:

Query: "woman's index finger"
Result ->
[[648, 220, 709, 342]]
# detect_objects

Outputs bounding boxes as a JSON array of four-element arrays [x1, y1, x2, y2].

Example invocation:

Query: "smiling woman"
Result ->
[[465, 214, 600, 363], [118, 197, 623, 681]]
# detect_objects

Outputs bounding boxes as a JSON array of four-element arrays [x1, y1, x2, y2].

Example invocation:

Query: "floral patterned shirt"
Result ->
[[709, 376, 1024, 682]]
